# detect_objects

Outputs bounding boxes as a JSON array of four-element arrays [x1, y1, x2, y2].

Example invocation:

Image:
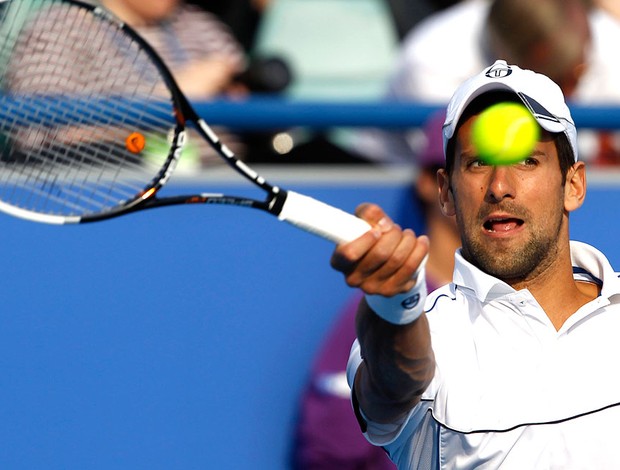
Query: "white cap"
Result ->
[[443, 60, 578, 161]]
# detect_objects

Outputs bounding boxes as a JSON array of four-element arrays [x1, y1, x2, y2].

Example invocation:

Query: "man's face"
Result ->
[[438, 113, 569, 282]]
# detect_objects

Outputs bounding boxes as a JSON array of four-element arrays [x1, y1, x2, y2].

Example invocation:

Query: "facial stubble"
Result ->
[[457, 194, 565, 282]]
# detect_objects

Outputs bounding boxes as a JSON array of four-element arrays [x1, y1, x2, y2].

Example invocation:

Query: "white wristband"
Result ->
[[365, 267, 428, 325]]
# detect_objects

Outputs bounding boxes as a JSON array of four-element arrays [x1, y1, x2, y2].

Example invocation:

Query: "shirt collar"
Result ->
[[569, 240, 620, 299], [452, 241, 620, 302]]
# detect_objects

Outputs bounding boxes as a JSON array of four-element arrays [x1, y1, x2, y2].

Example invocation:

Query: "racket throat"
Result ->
[[267, 189, 288, 216]]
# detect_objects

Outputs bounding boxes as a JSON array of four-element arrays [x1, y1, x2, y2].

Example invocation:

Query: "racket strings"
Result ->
[[0, 0, 181, 218]]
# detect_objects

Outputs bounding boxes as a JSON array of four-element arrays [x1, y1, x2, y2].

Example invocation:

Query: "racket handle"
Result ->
[[278, 190, 371, 244]]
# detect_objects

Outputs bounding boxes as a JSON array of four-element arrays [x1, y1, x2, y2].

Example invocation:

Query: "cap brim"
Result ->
[[443, 82, 568, 139]]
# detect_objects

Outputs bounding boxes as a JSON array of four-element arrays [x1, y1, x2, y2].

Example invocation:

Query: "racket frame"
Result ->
[[73, 2, 288, 224], [0, 0, 371, 243]]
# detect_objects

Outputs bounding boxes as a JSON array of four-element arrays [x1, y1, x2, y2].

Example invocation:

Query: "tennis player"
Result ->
[[331, 60, 620, 468]]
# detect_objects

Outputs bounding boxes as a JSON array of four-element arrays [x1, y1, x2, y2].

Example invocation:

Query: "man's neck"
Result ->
[[509, 245, 598, 331]]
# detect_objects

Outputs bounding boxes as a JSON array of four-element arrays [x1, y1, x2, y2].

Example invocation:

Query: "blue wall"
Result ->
[[0, 174, 616, 469]]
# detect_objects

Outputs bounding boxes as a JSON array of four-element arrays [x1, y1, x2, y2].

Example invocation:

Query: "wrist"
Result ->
[[365, 268, 428, 325]]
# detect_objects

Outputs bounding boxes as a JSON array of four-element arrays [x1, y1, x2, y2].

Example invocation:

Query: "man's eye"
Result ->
[[469, 158, 489, 168]]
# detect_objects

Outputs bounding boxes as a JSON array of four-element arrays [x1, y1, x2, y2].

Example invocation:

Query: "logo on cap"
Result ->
[[485, 62, 512, 79]]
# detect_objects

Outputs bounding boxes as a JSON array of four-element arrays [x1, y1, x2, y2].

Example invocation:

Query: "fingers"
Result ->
[[330, 204, 391, 270], [330, 204, 430, 297], [359, 231, 429, 296]]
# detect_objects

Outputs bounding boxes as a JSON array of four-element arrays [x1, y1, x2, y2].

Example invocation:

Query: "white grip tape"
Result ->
[[365, 258, 429, 325], [278, 190, 371, 244]]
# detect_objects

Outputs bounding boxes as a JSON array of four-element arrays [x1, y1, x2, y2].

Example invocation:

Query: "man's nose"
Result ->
[[485, 165, 516, 203]]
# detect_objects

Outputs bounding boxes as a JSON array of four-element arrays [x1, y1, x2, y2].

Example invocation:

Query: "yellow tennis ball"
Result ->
[[471, 102, 540, 165]]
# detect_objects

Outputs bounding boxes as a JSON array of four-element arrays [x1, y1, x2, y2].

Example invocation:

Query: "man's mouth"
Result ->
[[483, 217, 524, 232]]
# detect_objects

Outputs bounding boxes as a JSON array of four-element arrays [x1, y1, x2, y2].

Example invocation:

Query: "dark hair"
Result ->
[[556, 131, 577, 184], [445, 91, 575, 183]]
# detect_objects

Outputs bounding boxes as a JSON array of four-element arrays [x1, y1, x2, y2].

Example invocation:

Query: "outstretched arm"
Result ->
[[331, 204, 435, 424]]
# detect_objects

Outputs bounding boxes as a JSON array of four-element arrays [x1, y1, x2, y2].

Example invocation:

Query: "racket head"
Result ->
[[0, 0, 195, 224]]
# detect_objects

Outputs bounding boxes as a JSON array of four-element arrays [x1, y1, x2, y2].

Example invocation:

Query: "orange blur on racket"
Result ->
[[125, 132, 146, 153]]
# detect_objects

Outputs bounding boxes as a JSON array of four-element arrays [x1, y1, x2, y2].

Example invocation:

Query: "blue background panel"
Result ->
[[0, 179, 410, 470], [0, 175, 616, 469]]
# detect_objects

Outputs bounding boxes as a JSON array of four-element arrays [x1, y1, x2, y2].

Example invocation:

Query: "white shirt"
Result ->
[[348, 241, 620, 469]]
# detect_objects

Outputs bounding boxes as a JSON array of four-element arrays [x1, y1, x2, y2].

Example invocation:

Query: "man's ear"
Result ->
[[417, 170, 438, 205], [564, 162, 587, 212], [437, 169, 455, 216]]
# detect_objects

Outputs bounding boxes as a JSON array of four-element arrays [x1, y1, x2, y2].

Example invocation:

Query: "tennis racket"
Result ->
[[0, 0, 371, 244]]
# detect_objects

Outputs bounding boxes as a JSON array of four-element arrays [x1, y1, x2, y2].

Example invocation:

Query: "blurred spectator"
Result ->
[[6, 0, 269, 169], [165, 0, 301, 164], [102, 0, 247, 99], [291, 112, 460, 469], [353, 0, 620, 165], [101, 0, 249, 168], [189, 0, 271, 52], [592, 0, 620, 20]]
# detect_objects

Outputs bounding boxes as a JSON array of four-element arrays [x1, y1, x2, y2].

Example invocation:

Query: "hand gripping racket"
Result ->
[[0, 0, 371, 243]]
